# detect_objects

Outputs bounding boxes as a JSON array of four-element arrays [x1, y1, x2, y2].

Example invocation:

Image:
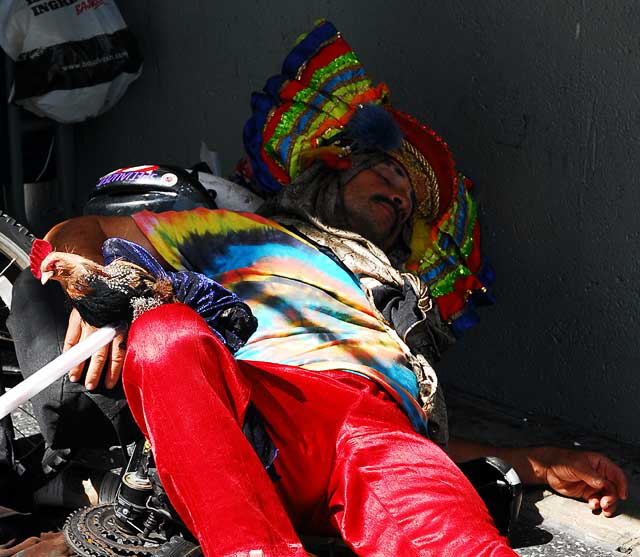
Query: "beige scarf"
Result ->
[[259, 159, 448, 445]]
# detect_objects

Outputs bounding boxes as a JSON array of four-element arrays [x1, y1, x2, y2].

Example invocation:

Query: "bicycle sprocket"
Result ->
[[63, 504, 165, 557]]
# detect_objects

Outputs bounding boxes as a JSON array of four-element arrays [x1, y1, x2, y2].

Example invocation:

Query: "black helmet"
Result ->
[[83, 165, 217, 216]]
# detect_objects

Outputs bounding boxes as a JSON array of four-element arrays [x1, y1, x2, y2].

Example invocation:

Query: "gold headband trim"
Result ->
[[391, 140, 440, 222]]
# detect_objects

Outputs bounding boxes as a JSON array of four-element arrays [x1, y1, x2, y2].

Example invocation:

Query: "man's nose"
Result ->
[[389, 180, 413, 214], [391, 190, 411, 209]]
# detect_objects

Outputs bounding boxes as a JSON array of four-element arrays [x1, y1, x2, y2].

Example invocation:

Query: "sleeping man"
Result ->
[[8, 20, 627, 557]]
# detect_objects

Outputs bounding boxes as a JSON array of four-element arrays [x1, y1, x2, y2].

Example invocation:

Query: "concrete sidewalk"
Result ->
[[516, 490, 640, 555], [447, 387, 640, 556]]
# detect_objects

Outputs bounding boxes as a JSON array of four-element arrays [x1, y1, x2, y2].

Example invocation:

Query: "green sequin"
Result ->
[[308, 52, 363, 91], [417, 177, 479, 288], [265, 53, 375, 178], [430, 265, 471, 298], [265, 102, 307, 160], [460, 195, 478, 258]]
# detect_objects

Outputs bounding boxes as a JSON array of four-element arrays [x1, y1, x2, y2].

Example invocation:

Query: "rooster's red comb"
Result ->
[[30, 239, 53, 279]]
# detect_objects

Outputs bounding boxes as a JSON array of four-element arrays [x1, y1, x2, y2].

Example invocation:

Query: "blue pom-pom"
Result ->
[[345, 104, 403, 151]]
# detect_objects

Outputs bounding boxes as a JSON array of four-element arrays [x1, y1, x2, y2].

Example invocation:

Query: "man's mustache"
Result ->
[[370, 195, 411, 229]]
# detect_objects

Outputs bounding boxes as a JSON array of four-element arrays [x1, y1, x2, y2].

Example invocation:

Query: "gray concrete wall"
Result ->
[[73, 1, 640, 445]]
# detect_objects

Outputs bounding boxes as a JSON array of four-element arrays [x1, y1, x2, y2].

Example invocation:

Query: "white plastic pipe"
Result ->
[[0, 326, 117, 420]]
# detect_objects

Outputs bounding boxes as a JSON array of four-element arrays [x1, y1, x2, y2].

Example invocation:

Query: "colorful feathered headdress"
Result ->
[[242, 20, 493, 335]]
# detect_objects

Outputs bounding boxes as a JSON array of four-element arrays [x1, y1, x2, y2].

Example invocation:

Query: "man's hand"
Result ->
[[65, 309, 127, 390], [449, 438, 628, 517], [531, 447, 628, 517], [41, 215, 164, 391], [0, 533, 70, 557]]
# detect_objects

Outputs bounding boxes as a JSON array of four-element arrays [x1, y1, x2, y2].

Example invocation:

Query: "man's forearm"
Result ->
[[448, 437, 553, 485], [44, 216, 108, 263], [44, 215, 162, 266]]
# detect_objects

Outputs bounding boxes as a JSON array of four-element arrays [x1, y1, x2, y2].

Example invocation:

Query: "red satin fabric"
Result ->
[[123, 303, 517, 557]]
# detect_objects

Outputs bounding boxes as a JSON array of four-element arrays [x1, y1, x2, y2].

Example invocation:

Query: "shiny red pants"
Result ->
[[122, 304, 517, 557]]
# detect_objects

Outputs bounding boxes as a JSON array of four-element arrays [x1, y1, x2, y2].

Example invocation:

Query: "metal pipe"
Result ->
[[54, 123, 75, 218], [0, 326, 116, 419], [3, 54, 26, 223]]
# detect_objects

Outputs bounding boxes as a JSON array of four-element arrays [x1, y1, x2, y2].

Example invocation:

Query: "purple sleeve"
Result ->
[[102, 238, 257, 351], [169, 271, 257, 352]]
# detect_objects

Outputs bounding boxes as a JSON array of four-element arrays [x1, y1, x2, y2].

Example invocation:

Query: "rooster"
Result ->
[[31, 238, 174, 329], [30, 238, 257, 351]]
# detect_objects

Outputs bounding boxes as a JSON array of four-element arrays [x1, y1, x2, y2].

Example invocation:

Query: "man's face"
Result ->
[[341, 159, 414, 252]]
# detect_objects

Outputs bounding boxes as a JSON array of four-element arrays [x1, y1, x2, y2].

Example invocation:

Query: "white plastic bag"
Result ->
[[197, 172, 263, 213], [0, 0, 142, 123]]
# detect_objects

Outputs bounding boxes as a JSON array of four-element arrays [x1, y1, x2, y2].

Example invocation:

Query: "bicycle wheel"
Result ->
[[0, 212, 40, 443]]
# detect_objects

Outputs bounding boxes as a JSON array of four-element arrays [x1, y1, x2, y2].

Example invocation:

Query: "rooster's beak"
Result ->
[[41, 270, 54, 285]]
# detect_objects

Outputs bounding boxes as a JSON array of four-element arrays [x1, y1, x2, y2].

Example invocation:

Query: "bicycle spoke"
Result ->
[[12, 417, 39, 448], [17, 405, 36, 420], [0, 257, 16, 277], [0, 213, 40, 457], [12, 421, 27, 438]]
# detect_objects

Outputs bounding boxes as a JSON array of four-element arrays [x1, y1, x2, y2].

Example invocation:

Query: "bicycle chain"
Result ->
[[64, 504, 165, 557]]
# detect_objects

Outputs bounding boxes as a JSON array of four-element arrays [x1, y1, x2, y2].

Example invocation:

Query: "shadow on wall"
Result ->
[[72, 1, 640, 446]]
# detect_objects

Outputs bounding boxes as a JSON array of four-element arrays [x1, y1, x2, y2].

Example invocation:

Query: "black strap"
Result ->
[[14, 28, 142, 100]]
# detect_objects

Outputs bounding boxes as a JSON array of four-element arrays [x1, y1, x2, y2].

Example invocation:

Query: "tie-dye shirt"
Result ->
[[132, 208, 427, 432]]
